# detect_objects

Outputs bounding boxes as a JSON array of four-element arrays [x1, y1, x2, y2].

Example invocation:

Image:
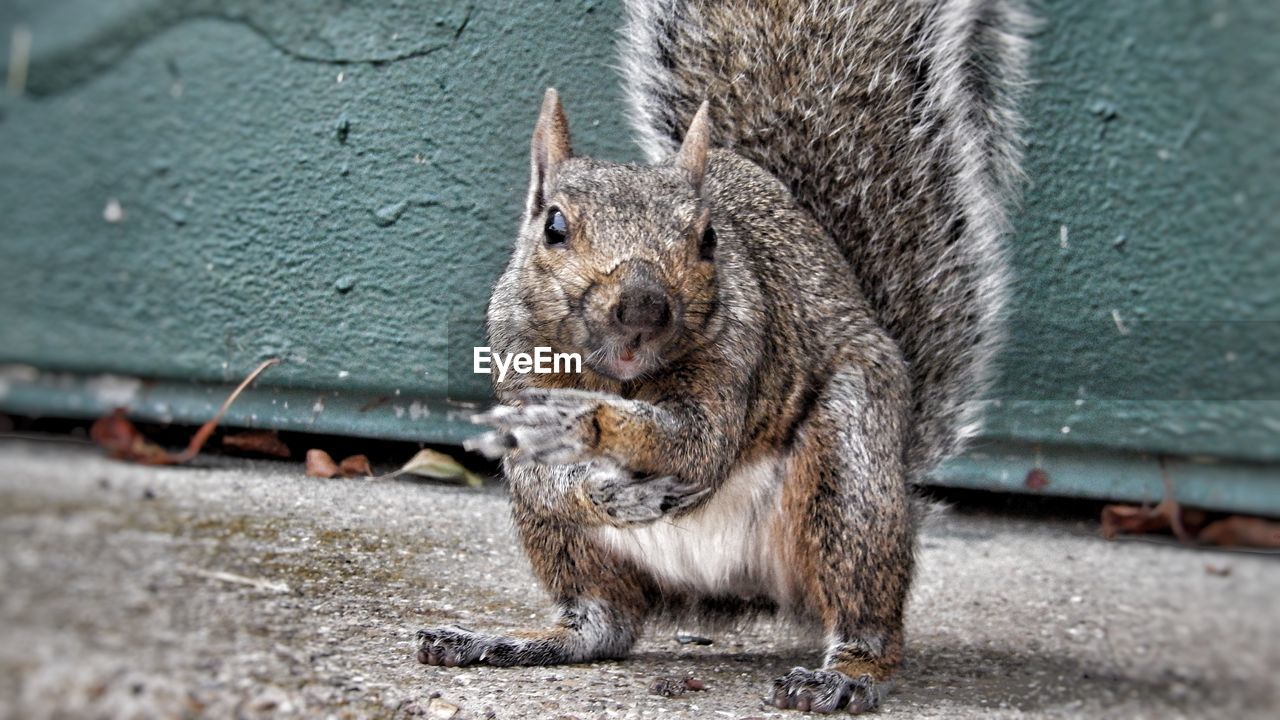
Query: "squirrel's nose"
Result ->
[[613, 284, 672, 332]]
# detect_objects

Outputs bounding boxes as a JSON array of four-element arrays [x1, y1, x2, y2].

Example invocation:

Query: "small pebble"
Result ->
[[675, 633, 713, 646], [426, 697, 459, 719]]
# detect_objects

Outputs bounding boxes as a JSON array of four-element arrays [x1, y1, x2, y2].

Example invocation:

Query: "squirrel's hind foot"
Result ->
[[768, 667, 885, 714], [415, 625, 512, 667], [416, 599, 639, 668]]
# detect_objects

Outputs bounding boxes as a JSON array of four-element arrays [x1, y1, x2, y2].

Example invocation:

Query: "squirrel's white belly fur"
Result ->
[[595, 454, 786, 600]]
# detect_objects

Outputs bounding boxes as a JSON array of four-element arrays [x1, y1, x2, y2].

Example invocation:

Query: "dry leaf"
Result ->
[[338, 454, 373, 478], [305, 451, 372, 479], [1100, 503, 1173, 539], [1024, 468, 1050, 490], [1100, 458, 1203, 542], [222, 429, 291, 458], [306, 449, 339, 478], [90, 359, 279, 465], [90, 409, 172, 464], [648, 676, 706, 697], [386, 448, 482, 487], [1198, 516, 1280, 548]]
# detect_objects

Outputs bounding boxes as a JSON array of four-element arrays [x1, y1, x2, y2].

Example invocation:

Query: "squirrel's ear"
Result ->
[[527, 88, 573, 219], [675, 100, 712, 193]]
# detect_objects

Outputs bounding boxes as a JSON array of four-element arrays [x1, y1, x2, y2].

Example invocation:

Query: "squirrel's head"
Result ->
[[506, 89, 720, 382]]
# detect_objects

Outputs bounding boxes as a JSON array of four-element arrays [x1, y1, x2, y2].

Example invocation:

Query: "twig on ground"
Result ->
[[181, 566, 292, 594], [171, 359, 280, 463], [90, 358, 280, 465]]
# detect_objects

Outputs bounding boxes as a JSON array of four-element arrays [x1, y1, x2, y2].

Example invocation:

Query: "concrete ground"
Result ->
[[0, 438, 1276, 719]]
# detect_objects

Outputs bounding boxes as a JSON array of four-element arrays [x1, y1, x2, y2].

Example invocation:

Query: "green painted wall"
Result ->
[[0, 0, 633, 406], [1, 2, 1277, 505], [991, 0, 1279, 464]]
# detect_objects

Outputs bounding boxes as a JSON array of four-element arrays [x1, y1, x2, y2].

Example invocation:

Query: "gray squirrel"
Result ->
[[418, 0, 1030, 712]]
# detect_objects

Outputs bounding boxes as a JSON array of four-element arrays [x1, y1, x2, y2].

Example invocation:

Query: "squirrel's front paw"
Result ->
[[769, 668, 883, 714], [464, 388, 611, 465], [586, 463, 709, 525]]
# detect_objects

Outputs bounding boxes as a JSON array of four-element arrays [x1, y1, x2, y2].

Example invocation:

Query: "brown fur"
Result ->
[[420, 1, 1031, 714]]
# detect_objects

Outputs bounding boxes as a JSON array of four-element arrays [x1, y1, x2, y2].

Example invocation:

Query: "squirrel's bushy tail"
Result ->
[[621, 0, 1032, 479]]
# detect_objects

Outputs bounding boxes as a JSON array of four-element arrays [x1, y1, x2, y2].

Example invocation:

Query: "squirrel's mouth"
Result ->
[[618, 338, 639, 363], [591, 333, 660, 381]]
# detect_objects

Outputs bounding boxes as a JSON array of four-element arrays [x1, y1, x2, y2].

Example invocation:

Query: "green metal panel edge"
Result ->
[[4, 367, 1277, 517], [937, 439, 1280, 518], [0, 365, 480, 445]]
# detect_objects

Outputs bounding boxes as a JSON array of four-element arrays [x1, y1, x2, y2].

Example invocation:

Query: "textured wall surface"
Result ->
[[990, 0, 1280, 462], [1, 2, 1277, 483], [0, 0, 633, 407]]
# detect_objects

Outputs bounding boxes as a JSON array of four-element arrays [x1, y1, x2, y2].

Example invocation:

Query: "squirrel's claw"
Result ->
[[516, 387, 606, 404], [586, 467, 711, 525], [506, 422, 593, 465], [462, 430, 516, 459], [768, 668, 882, 714], [462, 418, 593, 466], [416, 625, 526, 667], [465, 392, 604, 465], [473, 403, 569, 429]]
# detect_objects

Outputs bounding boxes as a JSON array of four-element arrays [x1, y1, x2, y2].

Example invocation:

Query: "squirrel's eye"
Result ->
[[544, 208, 568, 246], [699, 224, 717, 261]]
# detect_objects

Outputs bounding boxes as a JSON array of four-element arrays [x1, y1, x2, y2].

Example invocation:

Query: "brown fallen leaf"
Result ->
[[1100, 457, 1202, 543], [382, 448, 482, 487], [1198, 516, 1280, 549], [222, 429, 291, 458], [90, 359, 279, 465], [90, 409, 172, 464], [648, 676, 706, 697], [1100, 503, 1174, 540], [306, 450, 373, 479], [306, 449, 339, 478], [338, 454, 373, 478], [1205, 564, 1232, 577], [1024, 468, 1050, 490]]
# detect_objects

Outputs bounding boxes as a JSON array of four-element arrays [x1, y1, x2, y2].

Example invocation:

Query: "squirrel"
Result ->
[[417, 0, 1030, 713]]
